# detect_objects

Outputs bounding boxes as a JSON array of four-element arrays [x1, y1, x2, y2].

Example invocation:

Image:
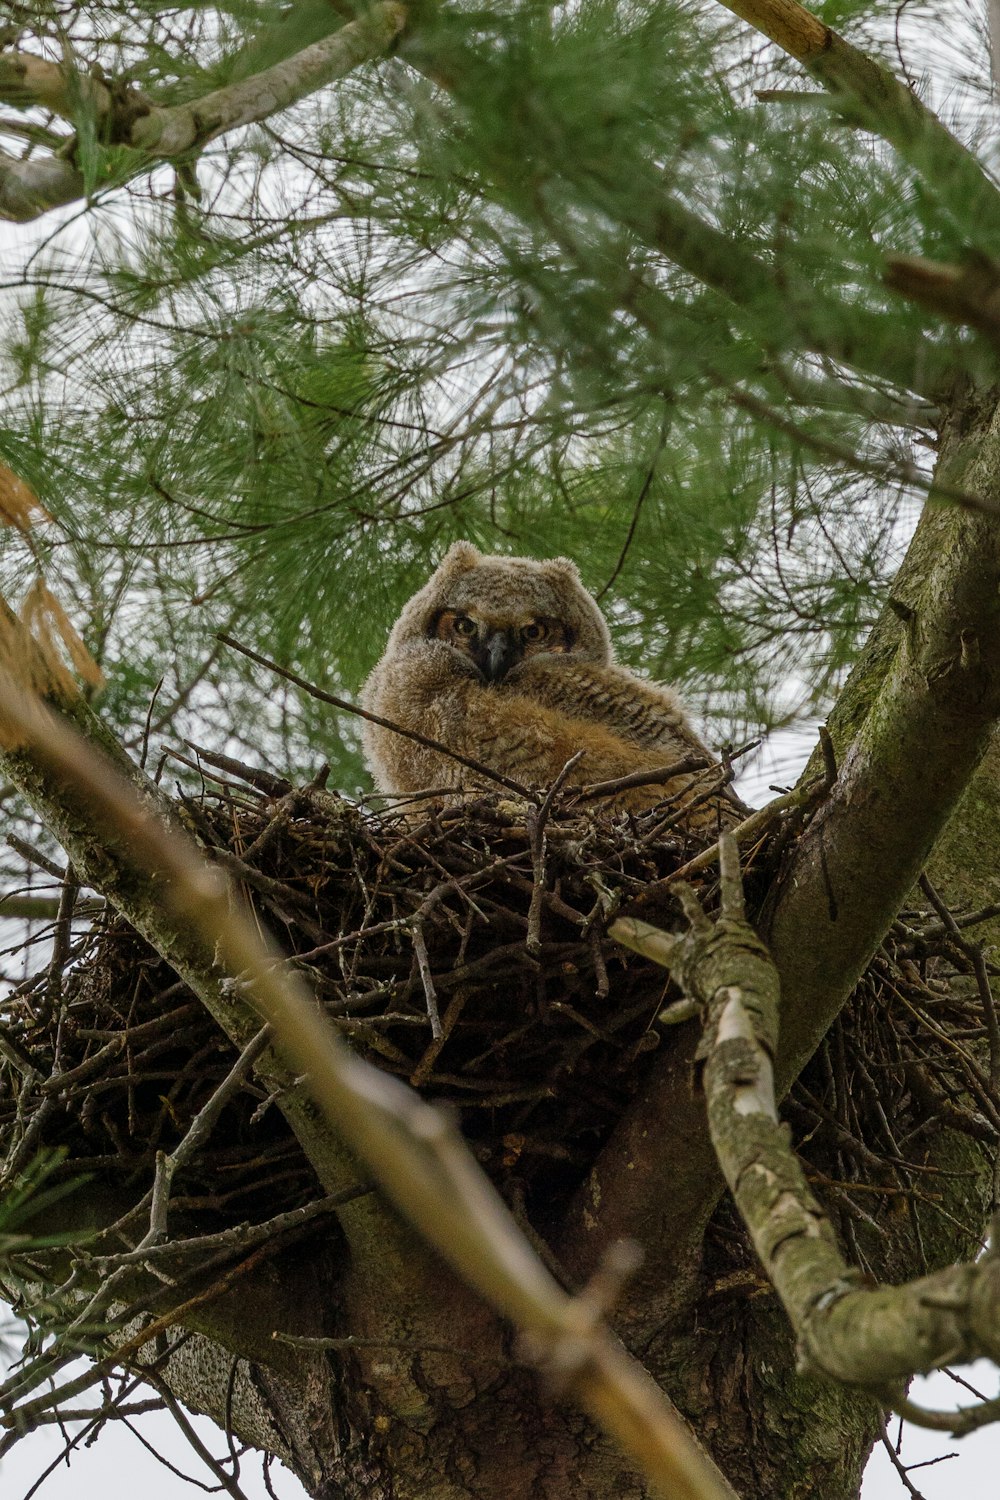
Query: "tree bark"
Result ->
[[5, 395, 1000, 1499]]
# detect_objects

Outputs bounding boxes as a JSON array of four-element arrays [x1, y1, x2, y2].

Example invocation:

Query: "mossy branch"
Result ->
[[562, 405, 1000, 1313], [624, 834, 1000, 1422]]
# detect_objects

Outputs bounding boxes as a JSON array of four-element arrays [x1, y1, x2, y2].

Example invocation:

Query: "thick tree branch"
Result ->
[[766, 391, 1000, 1093], [559, 386, 1000, 1317], [0, 145, 84, 222], [634, 836, 1000, 1415], [128, 6, 406, 157], [0, 6, 406, 223]]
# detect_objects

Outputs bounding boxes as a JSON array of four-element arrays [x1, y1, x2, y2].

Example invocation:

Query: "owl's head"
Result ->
[[386, 541, 613, 681]]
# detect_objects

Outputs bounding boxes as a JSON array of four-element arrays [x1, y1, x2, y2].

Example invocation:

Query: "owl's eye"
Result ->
[[522, 620, 548, 642], [453, 615, 477, 637]]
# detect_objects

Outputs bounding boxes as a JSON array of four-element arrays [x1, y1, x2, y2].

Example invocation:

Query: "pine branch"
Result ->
[[642, 194, 952, 400], [718, 0, 1000, 248], [0, 5, 406, 223], [0, 7, 967, 408]]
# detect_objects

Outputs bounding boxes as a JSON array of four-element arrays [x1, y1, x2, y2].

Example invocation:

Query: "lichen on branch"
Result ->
[[628, 834, 1000, 1423]]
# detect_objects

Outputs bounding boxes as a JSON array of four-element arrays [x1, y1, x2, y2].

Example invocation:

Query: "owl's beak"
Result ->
[[478, 629, 520, 683]]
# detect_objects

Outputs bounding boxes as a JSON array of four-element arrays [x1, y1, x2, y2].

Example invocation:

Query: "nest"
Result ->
[[1, 750, 998, 1265], [0, 754, 751, 1224]]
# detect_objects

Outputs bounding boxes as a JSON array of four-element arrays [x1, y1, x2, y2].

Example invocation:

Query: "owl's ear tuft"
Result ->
[[439, 541, 481, 574], [440, 543, 482, 570], [545, 555, 581, 582]]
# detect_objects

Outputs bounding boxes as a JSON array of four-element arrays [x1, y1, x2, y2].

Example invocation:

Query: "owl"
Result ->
[[361, 542, 739, 826]]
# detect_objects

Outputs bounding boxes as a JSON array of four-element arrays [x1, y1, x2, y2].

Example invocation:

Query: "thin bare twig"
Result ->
[[574, 754, 708, 803], [217, 632, 534, 799], [527, 752, 585, 957]]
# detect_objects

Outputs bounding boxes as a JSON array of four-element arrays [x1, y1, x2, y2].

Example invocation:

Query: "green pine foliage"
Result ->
[[0, 0, 992, 792]]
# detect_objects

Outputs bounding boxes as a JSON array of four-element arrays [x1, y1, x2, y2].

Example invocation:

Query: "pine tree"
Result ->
[[2, 0, 1000, 1495]]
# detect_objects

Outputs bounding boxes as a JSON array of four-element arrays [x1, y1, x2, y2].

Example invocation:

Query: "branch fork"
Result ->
[[611, 835, 1000, 1424]]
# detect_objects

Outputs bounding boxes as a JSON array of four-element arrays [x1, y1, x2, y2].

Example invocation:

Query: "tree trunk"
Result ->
[[4, 385, 1000, 1500]]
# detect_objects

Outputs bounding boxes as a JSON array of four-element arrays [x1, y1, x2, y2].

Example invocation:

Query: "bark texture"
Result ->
[[5, 389, 1000, 1497]]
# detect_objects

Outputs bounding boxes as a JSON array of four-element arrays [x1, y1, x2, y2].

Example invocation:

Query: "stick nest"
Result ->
[[1, 756, 755, 1223], [1, 752, 997, 1262]]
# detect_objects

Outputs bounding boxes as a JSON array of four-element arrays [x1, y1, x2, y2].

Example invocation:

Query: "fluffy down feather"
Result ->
[[361, 543, 738, 827]]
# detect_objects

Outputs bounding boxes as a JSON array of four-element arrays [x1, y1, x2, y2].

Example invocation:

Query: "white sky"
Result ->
[[1, 1354, 999, 1498], [0, 1382, 306, 1499], [3, 6, 1000, 1495]]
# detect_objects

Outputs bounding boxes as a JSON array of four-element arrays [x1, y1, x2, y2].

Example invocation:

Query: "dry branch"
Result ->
[[0, 673, 735, 1500]]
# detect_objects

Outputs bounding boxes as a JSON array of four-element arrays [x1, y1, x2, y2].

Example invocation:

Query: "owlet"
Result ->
[[361, 542, 739, 826]]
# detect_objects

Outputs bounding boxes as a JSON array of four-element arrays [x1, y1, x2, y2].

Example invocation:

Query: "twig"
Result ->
[[84, 1188, 367, 1271], [139, 678, 164, 772], [183, 743, 292, 797], [143, 1375, 253, 1500], [410, 988, 468, 1088], [630, 777, 826, 902], [410, 923, 441, 1039], [44, 862, 78, 1018], [7, 834, 64, 880], [919, 874, 1000, 1094], [878, 1426, 931, 1500], [596, 414, 670, 600], [217, 632, 534, 799], [148, 1026, 273, 1241], [574, 754, 708, 803], [526, 752, 585, 956]]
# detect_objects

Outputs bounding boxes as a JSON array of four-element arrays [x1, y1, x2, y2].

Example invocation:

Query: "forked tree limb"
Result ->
[[621, 834, 1000, 1425], [0, 5, 406, 222]]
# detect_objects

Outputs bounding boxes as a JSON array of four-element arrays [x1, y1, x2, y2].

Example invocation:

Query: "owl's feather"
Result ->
[[361, 543, 740, 827]]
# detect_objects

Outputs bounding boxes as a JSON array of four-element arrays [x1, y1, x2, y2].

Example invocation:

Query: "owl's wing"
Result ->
[[502, 654, 748, 823], [361, 641, 720, 802], [503, 655, 710, 758]]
